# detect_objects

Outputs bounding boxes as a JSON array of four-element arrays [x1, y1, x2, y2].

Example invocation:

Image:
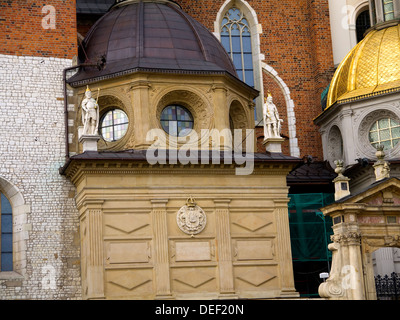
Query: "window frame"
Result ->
[[369, 0, 399, 24], [99, 108, 129, 143], [369, 117, 400, 150], [0, 192, 13, 272], [160, 104, 194, 137], [215, 1, 264, 123], [220, 7, 255, 87], [382, 0, 395, 21]]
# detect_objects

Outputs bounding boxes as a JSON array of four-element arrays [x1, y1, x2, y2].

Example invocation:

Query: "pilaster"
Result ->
[[274, 202, 298, 297], [85, 202, 105, 299], [214, 199, 236, 297], [339, 108, 354, 166], [130, 81, 152, 149], [151, 199, 173, 299], [212, 86, 231, 150]]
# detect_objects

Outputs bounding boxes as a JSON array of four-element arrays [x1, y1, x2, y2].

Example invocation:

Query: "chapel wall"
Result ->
[[73, 168, 296, 300]]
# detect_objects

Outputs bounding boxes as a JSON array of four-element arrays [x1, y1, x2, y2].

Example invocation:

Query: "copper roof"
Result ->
[[287, 161, 336, 185], [76, 0, 114, 15], [59, 149, 301, 175], [68, 0, 238, 86]]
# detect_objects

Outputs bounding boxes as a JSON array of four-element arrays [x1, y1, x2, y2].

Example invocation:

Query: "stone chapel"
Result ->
[[1, 0, 399, 300]]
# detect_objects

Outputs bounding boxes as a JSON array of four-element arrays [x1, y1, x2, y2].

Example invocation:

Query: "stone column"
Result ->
[[151, 199, 172, 299], [319, 231, 365, 300], [86, 204, 105, 299], [339, 108, 355, 164], [274, 202, 298, 297], [346, 232, 365, 300], [214, 199, 236, 297], [362, 242, 377, 300]]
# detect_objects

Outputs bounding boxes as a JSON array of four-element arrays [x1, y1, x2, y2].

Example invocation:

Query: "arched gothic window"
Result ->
[[221, 7, 254, 88], [1, 192, 12, 271]]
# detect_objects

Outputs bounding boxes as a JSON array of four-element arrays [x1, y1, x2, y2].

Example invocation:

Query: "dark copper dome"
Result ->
[[68, 0, 238, 86]]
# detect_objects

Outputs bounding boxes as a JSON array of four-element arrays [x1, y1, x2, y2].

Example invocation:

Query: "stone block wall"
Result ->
[[0, 55, 81, 299], [0, 0, 80, 299]]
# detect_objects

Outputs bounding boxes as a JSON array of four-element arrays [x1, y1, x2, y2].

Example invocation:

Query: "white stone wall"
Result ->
[[328, 0, 369, 66], [373, 247, 400, 276], [0, 54, 81, 299]]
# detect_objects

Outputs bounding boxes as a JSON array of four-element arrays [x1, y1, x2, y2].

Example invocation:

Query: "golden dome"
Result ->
[[326, 23, 400, 109]]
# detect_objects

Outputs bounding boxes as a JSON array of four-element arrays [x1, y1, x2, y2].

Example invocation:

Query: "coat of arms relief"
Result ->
[[176, 197, 207, 236]]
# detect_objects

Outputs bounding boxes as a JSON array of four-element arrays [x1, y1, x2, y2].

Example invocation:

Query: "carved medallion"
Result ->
[[177, 197, 206, 236]]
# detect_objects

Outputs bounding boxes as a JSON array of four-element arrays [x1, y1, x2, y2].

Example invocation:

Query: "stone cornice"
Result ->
[[63, 159, 296, 185]]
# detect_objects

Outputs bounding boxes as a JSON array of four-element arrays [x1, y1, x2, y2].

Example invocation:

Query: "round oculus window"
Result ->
[[369, 118, 400, 150], [100, 109, 129, 142], [160, 105, 194, 137]]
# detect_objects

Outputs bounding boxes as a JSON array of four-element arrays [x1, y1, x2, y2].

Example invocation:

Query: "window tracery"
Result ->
[[221, 7, 254, 87]]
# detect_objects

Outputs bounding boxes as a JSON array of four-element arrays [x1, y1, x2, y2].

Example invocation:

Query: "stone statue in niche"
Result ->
[[176, 196, 206, 237], [263, 93, 283, 139], [81, 86, 100, 135]]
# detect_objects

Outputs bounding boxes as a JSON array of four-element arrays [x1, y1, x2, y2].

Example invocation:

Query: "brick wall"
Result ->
[[0, 0, 77, 59], [178, 0, 335, 159]]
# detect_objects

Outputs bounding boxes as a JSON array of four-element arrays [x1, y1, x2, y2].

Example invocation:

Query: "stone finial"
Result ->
[[333, 160, 351, 201], [373, 144, 390, 181], [334, 160, 345, 177]]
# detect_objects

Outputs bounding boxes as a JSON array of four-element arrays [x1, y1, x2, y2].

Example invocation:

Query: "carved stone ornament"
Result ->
[[327, 126, 343, 165], [358, 109, 400, 158], [176, 197, 206, 236], [331, 232, 361, 246]]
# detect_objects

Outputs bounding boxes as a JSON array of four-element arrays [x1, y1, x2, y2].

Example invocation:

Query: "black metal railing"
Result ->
[[375, 272, 400, 300]]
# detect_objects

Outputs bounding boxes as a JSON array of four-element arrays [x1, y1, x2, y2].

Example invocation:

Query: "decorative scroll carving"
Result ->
[[230, 102, 248, 129], [327, 126, 343, 164], [318, 242, 345, 298], [331, 232, 361, 246]]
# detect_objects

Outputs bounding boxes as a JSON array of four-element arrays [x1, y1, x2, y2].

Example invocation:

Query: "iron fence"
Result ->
[[375, 272, 400, 300]]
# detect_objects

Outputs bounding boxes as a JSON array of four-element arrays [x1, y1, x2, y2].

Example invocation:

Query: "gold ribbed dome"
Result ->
[[326, 23, 400, 109]]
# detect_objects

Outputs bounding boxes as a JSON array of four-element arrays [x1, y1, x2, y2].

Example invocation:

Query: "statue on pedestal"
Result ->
[[81, 86, 100, 136], [263, 93, 283, 139]]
